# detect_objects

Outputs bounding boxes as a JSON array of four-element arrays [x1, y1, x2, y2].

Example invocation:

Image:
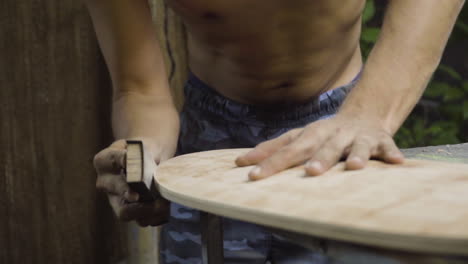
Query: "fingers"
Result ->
[[96, 173, 140, 202], [305, 134, 354, 176], [94, 140, 134, 201], [345, 137, 375, 170], [108, 195, 136, 221], [93, 140, 127, 174], [126, 199, 169, 226], [108, 195, 170, 225], [95, 139, 170, 226], [136, 217, 167, 227], [345, 134, 404, 171], [235, 129, 301, 167], [96, 173, 127, 195], [248, 127, 327, 180], [378, 137, 404, 164], [109, 139, 127, 149], [248, 144, 312, 180], [245, 126, 403, 180], [136, 199, 170, 227]]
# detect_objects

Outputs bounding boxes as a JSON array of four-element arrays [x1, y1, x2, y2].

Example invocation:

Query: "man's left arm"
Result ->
[[237, 0, 465, 180]]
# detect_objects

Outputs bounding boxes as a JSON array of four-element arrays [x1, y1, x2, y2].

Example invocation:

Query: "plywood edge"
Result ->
[[158, 184, 468, 256]]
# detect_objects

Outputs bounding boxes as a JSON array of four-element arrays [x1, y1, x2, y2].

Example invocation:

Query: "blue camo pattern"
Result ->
[[159, 73, 358, 264]]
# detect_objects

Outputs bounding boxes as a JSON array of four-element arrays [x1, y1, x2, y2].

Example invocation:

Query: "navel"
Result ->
[[274, 81, 296, 90]]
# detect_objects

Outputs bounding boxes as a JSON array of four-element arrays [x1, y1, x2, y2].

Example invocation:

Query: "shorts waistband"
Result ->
[[183, 72, 361, 127]]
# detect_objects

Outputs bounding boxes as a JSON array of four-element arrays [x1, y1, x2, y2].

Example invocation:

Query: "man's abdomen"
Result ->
[[167, 0, 365, 104]]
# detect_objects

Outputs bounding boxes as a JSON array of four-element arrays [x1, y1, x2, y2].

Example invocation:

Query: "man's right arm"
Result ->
[[86, 0, 179, 155], [86, 0, 179, 225]]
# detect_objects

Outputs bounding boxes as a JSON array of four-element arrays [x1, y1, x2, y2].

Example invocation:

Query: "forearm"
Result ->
[[339, 0, 465, 134], [113, 91, 180, 159], [85, 0, 179, 156]]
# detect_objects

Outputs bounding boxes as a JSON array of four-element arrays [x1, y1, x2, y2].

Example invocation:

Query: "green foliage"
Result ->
[[362, 0, 375, 24], [396, 68, 467, 148], [456, 20, 468, 35], [361, 0, 468, 148], [361, 0, 380, 58]]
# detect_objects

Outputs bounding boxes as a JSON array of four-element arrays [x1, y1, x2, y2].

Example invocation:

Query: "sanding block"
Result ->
[[125, 140, 158, 203]]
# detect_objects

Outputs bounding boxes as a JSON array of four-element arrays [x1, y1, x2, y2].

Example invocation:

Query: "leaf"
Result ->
[[464, 101, 468, 120], [424, 82, 450, 98], [455, 20, 468, 35], [394, 126, 414, 148], [438, 64, 462, 81], [443, 86, 464, 102], [361, 27, 380, 43], [441, 104, 463, 120], [362, 0, 376, 24], [463, 81, 468, 93], [427, 124, 442, 134], [412, 118, 427, 141], [427, 121, 461, 145]]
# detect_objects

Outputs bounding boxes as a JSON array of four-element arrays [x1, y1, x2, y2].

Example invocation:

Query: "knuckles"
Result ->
[[116, 199, 170, 224], [93, 151, 107, 170], [117, 208, 134, 222], [255, 141, 269, 150], [283, 128, 302, 143], [95, 179, 106, 191], [93, 147, 126, 173], [276, 146, 300, 161]]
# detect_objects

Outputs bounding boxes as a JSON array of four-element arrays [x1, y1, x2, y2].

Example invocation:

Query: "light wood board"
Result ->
[[155, 148, 468, 256]]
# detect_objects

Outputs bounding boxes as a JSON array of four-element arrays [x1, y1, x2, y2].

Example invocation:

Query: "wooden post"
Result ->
[[125, 1, 188, 264], [0, 0, 187, 263], [0, 0, 126, 263]]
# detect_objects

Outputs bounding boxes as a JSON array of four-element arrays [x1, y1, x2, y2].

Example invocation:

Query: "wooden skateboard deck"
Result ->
[[154, 148, 468, 256]]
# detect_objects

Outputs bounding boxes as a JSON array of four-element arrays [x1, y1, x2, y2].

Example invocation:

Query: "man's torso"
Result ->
[[166, 0, 365, 104]]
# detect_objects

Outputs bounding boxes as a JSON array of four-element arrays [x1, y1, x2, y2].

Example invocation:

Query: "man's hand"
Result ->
[[235, 114, 404, 180], [93, 139, 170, 227]]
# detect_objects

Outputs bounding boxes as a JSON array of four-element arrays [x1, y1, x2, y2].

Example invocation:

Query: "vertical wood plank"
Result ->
[[0, 0, 126, 263]]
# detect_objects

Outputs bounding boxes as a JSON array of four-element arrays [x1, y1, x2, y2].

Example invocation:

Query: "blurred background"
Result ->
[[362, 0, 468, 148], [0, 0, 467, 264]]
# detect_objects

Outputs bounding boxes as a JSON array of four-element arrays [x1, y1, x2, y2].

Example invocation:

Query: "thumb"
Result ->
[[235, 129, 301, 166]]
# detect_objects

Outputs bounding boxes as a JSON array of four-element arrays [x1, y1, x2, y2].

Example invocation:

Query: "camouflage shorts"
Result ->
[[159, 72, 359, 264]]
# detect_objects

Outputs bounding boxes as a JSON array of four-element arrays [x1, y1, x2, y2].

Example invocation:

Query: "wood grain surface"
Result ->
[[155, 148, 468, 256], [0, 0, 127, 263]]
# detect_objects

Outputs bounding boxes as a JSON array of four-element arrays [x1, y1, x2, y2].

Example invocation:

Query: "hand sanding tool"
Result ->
[[125, 140, 159, 203]]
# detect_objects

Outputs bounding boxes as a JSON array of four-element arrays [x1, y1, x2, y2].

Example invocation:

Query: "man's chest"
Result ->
[[164, 0, 365, 27]]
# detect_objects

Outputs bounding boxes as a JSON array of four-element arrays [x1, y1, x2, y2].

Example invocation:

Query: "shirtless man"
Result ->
[[88, 0, 465, 263]]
